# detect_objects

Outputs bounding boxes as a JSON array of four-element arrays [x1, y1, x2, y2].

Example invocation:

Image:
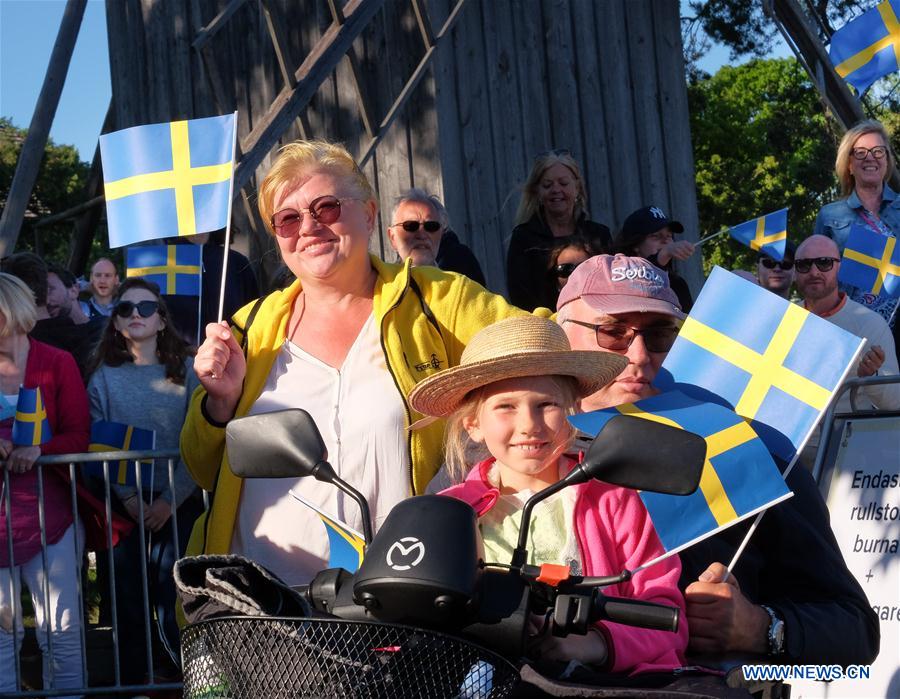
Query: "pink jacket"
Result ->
[[440, 456, 688, 675]]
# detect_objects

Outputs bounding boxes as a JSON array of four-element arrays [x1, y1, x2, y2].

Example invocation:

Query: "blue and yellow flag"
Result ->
[[829, 0, 900, 94], [85, 420, 156, 486], [839, 225, 900, 298], [126, 244, 202, 296], [727, 208, 788, 261], [100, 113, 236, 248], [655, 267, 865, 460], [570, 392, 792, 555], [12, 387, 52, 446], [318, 512, 366, 573]]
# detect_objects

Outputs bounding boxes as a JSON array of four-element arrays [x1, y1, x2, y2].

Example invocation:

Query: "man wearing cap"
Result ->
[[558, 254, 879, 667], [756, 242, 796, 300], [613, 206, 696, 313]]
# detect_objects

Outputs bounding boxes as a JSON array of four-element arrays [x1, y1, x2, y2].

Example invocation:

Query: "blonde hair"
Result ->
[[514, 152, 587, 226], [0, 273, 38, 336], [443, 375, 580, 484], [835, 119, 895, 197], [257, 140, 377, 234]]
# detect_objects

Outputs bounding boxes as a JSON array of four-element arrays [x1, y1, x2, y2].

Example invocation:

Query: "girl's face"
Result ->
[[636, 227, 673, 258], [464, 375, 572, 493], [113, 287, 164, 344]]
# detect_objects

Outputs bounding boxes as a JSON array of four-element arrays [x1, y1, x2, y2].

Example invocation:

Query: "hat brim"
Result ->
[[668, 220, 684, 234], [409, 350, 628, 418], [580, 293, 686, 320]]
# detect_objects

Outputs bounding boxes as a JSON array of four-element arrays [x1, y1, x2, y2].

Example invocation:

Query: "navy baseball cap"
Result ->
[[621, 206, 684, 237]]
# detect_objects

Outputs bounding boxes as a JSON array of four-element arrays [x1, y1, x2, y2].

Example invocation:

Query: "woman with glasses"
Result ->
[[386, 188, 486, 285], [813, 119, 899, 337], [182, 140, 533, 587], [87, 277, 201, 684], [507, 151, 612, 311]]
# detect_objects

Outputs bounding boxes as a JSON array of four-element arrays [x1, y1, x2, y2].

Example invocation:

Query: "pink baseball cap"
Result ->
[[557, 254, 685, 319]]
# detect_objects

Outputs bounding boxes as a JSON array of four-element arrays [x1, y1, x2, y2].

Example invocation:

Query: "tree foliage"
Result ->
[[689, 58, 840, 273], [0, 117, 90, 264]]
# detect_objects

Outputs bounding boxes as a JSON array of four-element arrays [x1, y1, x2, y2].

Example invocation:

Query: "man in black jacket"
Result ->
[[557, 253, 879, 667]]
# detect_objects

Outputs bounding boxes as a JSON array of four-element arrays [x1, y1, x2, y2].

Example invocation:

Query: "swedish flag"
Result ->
[[85, 420, 156, 486], [727, 208, 788, 261], [318, 512, 365, 572], [100, 114, 236, 248], [655, 267, 865, 460], [12, 387, 51, 446], [830, 0, 900, 94], [570, 392, 792, 555], [839, 225, 900, 298], [126, 245, 202, 296]]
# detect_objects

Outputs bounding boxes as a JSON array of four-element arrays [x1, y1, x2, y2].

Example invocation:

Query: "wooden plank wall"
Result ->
[[104, 0, 700, 295], [428, 0, 702, 295]]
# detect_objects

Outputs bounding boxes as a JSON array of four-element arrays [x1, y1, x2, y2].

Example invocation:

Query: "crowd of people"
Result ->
[[0, 117, 897, 695]]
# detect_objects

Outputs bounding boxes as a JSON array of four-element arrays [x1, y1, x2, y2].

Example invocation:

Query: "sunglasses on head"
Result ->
[[270, 195, 356, 238], [115, 300, 159, 318], [794, 257, 839, 274], [394, 220, 442, 233], [554, 262, 581, 277], [760, 258, 794, 271]]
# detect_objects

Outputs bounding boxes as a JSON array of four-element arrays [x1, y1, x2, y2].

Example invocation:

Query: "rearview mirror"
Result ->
[[226, 409, 328, 480], [577, 414, 704, 495]]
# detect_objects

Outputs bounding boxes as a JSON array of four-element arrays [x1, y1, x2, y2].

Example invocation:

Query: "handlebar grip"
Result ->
[[595, 596, 679, 632]]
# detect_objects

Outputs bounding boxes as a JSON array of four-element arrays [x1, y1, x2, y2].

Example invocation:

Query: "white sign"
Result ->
[[793, 417, 900, 699]]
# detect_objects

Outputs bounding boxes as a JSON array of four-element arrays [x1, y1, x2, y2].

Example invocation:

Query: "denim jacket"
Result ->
[[813, 184, 899, 250]]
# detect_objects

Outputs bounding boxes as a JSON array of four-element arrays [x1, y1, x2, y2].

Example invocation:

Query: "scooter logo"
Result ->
[[386, 537, 425, 571]]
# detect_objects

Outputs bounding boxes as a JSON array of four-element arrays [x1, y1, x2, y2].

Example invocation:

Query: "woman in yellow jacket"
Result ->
[[181, 141, 541, 585]]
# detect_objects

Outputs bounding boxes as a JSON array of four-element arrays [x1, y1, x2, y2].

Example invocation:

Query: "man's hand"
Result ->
[[526, 613, 608, 666], [684, 562, 770, 655], [857, 345, 885, 377], [144, 498, 172, 532], [2, 445, 42, 474]]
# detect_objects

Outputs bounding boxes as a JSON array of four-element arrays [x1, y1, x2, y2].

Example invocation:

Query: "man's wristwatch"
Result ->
[[761, 605, 785, 656]]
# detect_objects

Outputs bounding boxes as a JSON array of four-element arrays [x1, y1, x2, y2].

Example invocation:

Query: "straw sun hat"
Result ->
[[409, 316, 627, 418]]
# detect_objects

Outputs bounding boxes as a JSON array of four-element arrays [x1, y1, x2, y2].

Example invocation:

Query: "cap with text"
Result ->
[[557, 254, 685, 319]]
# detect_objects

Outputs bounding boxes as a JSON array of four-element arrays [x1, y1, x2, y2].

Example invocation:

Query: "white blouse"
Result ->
[[230, 314, 410, 586]]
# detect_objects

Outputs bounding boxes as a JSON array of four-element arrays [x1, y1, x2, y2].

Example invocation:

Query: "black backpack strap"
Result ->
[[233, 294, 268, 354]]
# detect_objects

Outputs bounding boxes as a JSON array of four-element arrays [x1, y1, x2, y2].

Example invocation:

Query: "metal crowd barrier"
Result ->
[[0, 448, 204, 698]]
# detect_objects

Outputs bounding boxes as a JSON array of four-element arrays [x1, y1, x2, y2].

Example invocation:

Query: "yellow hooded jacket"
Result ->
[[181, 256, 544, 556]]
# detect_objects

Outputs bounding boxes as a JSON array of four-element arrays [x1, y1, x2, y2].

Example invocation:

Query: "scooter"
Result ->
[[177, 408, 711, 698]]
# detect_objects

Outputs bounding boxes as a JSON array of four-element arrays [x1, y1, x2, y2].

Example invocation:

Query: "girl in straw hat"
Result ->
[[409, 316, 688, 674]]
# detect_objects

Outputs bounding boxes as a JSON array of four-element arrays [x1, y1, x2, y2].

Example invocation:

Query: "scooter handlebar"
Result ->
[[595, 595, 679, 633]]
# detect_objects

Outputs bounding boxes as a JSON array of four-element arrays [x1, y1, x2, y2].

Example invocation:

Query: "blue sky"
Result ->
[[0, 0, 787, 163]]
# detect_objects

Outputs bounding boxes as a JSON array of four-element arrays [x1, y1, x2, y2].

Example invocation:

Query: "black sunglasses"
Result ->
[[563, 319, 680, 353], [394, 220, 442, 233], [760, 258, 794, 271], [115, 300, 160, 318], [794, 257, 839, 274], [270, 195, 357, 238], [554, 262, 581, 277]]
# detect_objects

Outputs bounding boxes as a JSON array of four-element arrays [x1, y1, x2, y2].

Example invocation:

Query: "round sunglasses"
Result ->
[[270, 195, 358, 238], [760, 258, 794, 271], [115, 300, 160, 318], [563, 319, 680, 353], [393, 220, 442, 233], [794, 257, 840, 274]]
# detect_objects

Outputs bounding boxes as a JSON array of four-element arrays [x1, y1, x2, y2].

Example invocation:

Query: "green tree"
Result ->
[[689, 58, 841, 274], [0, 117, 90, 264]]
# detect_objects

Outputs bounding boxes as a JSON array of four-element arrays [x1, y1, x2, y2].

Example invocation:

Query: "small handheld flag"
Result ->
[[85, 420, 156, 486], [829, 0, 900, 94], [12, 387, 52, 446], [839, 225, 900, 298], [289, 490, 366, 572], [570, 392, 792, 557], [655, 267, 865, 461], [127, 244, 203, 296], [100, 113, 236, 248], [727, 209, 788, 261]]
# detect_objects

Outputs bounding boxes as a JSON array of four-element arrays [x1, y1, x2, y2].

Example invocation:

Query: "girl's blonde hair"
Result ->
[[835, 119, 896, 197], [443, 375, 580, 483], [0, 273, 37, 336]]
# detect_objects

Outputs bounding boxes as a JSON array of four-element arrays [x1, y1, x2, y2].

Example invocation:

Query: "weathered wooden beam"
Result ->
[[327, 0, 377, 138], [34, 195, 104, 228], [261, 0, 298, 89], [0, 0, 87, 257], [192, 0, 247, 51], [358, 0, 469, 168], [411, 0, 436, 49], [233, 0, 385, 194]]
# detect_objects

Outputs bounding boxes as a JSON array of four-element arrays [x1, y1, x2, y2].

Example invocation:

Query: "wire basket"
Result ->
[[181, 616, 520, 698]]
